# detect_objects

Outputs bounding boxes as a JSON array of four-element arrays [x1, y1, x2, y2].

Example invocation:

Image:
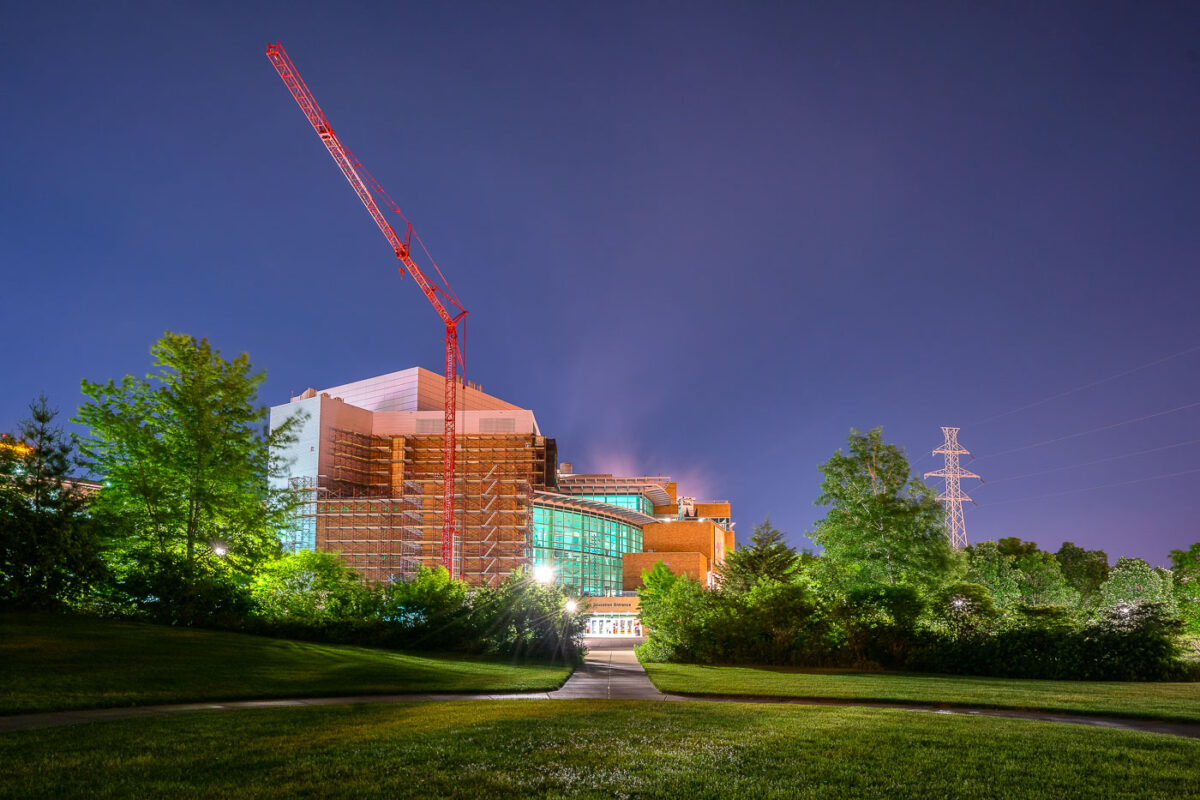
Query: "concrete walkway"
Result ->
[[4, 636, 1200, 740], [550, 637, 668, 700]]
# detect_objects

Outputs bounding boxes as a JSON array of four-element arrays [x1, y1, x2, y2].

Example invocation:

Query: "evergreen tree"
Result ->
[[75, 333, 302, 593], [0, 397, 105, 608], [718, 517, 798, 593], [811, 427, 960, 593]]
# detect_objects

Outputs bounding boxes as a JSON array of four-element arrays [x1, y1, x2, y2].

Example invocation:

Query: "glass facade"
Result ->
[[572, 492, 655, 516], [530, 504, 644, 596]]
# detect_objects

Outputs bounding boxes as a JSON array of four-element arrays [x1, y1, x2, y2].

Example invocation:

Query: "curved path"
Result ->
[[3, 637, 1199, 740]]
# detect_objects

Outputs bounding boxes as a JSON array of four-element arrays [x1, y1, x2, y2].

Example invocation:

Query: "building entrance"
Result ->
[[584, 614, 643, 637]]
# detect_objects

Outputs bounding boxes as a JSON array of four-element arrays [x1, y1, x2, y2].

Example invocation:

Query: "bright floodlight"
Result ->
[[533, 564, 555, 584], [565, 600, 578, 613]]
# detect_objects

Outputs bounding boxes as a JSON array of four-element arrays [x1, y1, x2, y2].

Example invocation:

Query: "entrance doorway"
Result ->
[[583, 615, 643, 637]]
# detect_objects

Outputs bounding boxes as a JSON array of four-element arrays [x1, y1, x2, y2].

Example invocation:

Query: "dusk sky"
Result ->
[[3, 2, 1198, 565]]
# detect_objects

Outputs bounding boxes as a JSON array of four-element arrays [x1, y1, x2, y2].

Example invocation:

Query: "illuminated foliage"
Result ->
[[811, 427, 961, 593], [964, 541, 1022, 611], [1168, 542, 1200, 635], [1099, 557, 1178, 616], [251, 550, 368, 622], [1012, 550, 1080, 609], [76, 333, 302, 576]]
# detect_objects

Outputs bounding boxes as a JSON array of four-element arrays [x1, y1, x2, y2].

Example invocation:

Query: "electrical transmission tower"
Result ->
[[924, 427, 982, 549]]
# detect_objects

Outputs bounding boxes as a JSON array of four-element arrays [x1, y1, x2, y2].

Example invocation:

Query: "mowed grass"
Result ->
[[2, 700, 1198, 799], [0, 614, 571, 714], [643, 662, 1200, 723]]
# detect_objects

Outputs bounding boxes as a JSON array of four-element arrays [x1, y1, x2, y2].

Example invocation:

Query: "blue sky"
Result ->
[[3, 2, 1198, 563]]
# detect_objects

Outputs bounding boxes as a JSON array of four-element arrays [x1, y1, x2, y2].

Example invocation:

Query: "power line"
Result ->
[[978, 399, 1200, 460], [980, 467, 1200, 506], [977, 437, 1200, 487], [965, 343, 1200, 429]]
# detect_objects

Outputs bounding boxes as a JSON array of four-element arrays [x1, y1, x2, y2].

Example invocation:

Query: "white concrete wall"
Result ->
[[303, 367, 523, 413]]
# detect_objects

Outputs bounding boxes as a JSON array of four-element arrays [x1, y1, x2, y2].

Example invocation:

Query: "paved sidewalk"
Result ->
[[4, 637, 1200, 740], [551, 637, 668, 700]]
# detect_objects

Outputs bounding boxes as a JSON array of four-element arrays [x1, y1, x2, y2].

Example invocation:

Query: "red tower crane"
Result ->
[[266, 42, 465, 577]]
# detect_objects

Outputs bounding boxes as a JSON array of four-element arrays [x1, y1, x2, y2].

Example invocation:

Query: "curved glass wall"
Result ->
[[572, 493, 655, 516], [530, 503, 643, 596]]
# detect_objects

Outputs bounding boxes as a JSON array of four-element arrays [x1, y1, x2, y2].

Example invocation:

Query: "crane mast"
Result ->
[[266, 42, 465, 577]]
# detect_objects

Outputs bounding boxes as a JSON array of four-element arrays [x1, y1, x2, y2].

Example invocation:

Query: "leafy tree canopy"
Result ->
[[75, 333, 302, 583], [1169, 542, 1200, 634], [964, 541, 1022, 611], [1012, 550, 1080, 609], [969, 540, 1080, 610], [996, 537, 1041, 559], [250, 550, 367, 622], [1099, 556, 1178, 617], [811, 427, 960, 593], [1055, 541, 1110, 608]]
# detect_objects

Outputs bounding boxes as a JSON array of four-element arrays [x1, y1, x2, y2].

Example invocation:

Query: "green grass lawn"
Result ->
[[0, 614, 571, 714], [643, 662, 1200, 722], [1, 700, 1197, 799]]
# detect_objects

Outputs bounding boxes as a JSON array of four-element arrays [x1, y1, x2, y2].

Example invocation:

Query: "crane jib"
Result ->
[[266, 41, 465, 578]]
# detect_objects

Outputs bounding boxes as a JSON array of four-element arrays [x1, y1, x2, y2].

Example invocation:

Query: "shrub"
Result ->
[[924, 582, 997, 640], [908, 601, 1188, 681], [371, 565, 478, 648], [475, 570, 583, 662], [104, 551, 253, 626], [838, 584, 924, 668], [250, 550, 369, 623], [734, 580, 842, 666]]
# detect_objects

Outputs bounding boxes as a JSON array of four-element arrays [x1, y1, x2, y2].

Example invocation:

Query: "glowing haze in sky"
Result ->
[[2, 2, 1198, 564]]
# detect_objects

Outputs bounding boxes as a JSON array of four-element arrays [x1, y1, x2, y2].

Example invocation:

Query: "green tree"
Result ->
[[1169, 542, 1200, 635], [718, 517, 798, 592], [996, 537, 1041, 559], [0, 397, 105, 608], [250, 550, 367, 621], [978, 539, 1080, 609], [1055, 541, 1110, 608], [811, 427, 959, 593], [1098, 557, 1178, 616], [964, 541, 1022, 611], [1013, 551, 1080, 608], [75, 333, 302, 597], [636, 564, 716, 663]]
